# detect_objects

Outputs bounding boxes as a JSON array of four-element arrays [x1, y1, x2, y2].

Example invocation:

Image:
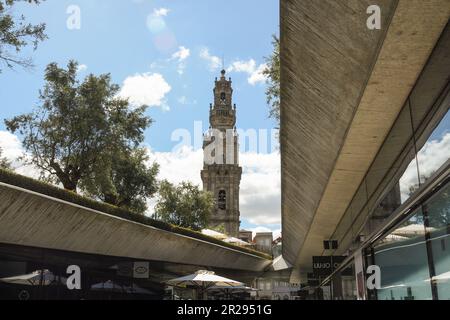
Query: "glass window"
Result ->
[[328, 261, 357, 300], [417, 110, 450, 185], [321, 284, 331, 300], [341, 262, 357, 300], [258, 280, 264, 290], [425, 183, 450, 300], [399, 149, 421, 204], [372, 208, 432, 300]]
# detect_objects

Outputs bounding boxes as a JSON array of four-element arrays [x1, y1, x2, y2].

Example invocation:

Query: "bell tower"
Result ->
[[201, 69, 242, 237]]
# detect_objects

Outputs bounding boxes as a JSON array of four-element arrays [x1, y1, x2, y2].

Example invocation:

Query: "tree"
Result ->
[[409, 178, 449, 228], [0, 0, 47, 72], [263, 35, 280, 126], [0, 146, 11, 169], [210, 224, 226, 234], [155, 180, 214, 231], [5, 60, 152, 192], [81, 147, 159, 214]]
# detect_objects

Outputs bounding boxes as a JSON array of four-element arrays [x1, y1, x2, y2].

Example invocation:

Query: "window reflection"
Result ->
[[331, 262, 356, 300], [425, 183, 450, 300], [417, 110, 450, 185], [373, 209, 432, 300], [399, 154, 420, 204]]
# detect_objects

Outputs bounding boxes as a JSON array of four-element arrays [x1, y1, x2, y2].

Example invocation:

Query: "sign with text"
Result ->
[[312, 256, 346, 277]]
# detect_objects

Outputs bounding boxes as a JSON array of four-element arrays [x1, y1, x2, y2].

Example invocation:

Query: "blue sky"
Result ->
[[0, 0, 282, 235], [0, 0, 279, 151]]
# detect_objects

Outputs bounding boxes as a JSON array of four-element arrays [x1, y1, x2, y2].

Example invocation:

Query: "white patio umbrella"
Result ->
[[207, 285, 259, 299], [166, 270, 244, 300], [124, 284, 154, 295], [223, 237, 250, 246], [209, 285, 259, 292], [0, 270, 66, 286], [91, 280, 126, 292], [201, 229, 227, 240]]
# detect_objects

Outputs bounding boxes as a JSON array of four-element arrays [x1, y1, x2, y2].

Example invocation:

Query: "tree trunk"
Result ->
[[104, 193, 118, 206], [51, 163, 78, 192], [63, 180, 77, 192]]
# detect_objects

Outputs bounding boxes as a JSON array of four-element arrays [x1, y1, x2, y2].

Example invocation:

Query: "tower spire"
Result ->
[[221, 54, 226, 78], [201, 72, 242, 237]]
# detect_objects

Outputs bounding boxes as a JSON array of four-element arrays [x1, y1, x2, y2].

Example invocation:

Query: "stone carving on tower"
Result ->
[[201, 69, 242, 237]]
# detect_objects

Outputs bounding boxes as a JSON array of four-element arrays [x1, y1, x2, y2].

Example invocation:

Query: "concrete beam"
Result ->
[[0, 183, 271, 272], [281, 0, 449, 269]]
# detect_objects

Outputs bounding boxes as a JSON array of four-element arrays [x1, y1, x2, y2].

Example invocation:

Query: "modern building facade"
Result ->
[[280, 0, 450, 300], [201, 70, 242, 237]]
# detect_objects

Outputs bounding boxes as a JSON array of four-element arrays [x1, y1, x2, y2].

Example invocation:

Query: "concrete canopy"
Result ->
[[280, 0, 449, 271], [0, 183, 271, 272]]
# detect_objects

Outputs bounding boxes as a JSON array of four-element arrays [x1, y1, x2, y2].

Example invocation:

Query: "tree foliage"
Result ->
[[263, 35, 280, 126], [81, 148, 159, 214], [155, 180, 214, 231], [210, 224, 226, 234], [0, 0, 47, 71], [409, 177, 450, 227], [5, 60, 152, 195]]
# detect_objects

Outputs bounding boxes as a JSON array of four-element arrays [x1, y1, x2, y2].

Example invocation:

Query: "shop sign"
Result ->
[[312, 256, 345, 277]]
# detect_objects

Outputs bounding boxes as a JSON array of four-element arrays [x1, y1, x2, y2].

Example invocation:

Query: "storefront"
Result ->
[[365, 175, 450, 300], [0, 244, 166, 300], [318, 77, 450, 300]]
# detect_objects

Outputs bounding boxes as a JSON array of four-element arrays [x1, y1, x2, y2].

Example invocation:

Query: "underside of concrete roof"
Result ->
[[280, 0, 450, 270]]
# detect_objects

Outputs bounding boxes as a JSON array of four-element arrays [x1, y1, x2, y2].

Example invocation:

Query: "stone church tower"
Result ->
[[201, 69, 242, 237]]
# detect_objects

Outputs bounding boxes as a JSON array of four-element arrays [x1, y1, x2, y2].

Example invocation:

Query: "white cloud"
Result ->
[[148, 146, 203, 186], [240, 152, 281, 225], [171, 46, 190, 62], [146, 8, 170, 34], [227, 59, 257, 74], [199, 48, 221, 71], [248, 63, 268, 85], [417, 132, 450, 175], [0, 131, 40, 178], [171, 46, 190, 75], [153, 8, 170, 17], [227, 59, 268, 85], [399, 132, 450, 201], [145, 146, 281, 226], [76, 64, 88, 73], [0, 131, 23, 162], [118, 72, 171, 109]]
